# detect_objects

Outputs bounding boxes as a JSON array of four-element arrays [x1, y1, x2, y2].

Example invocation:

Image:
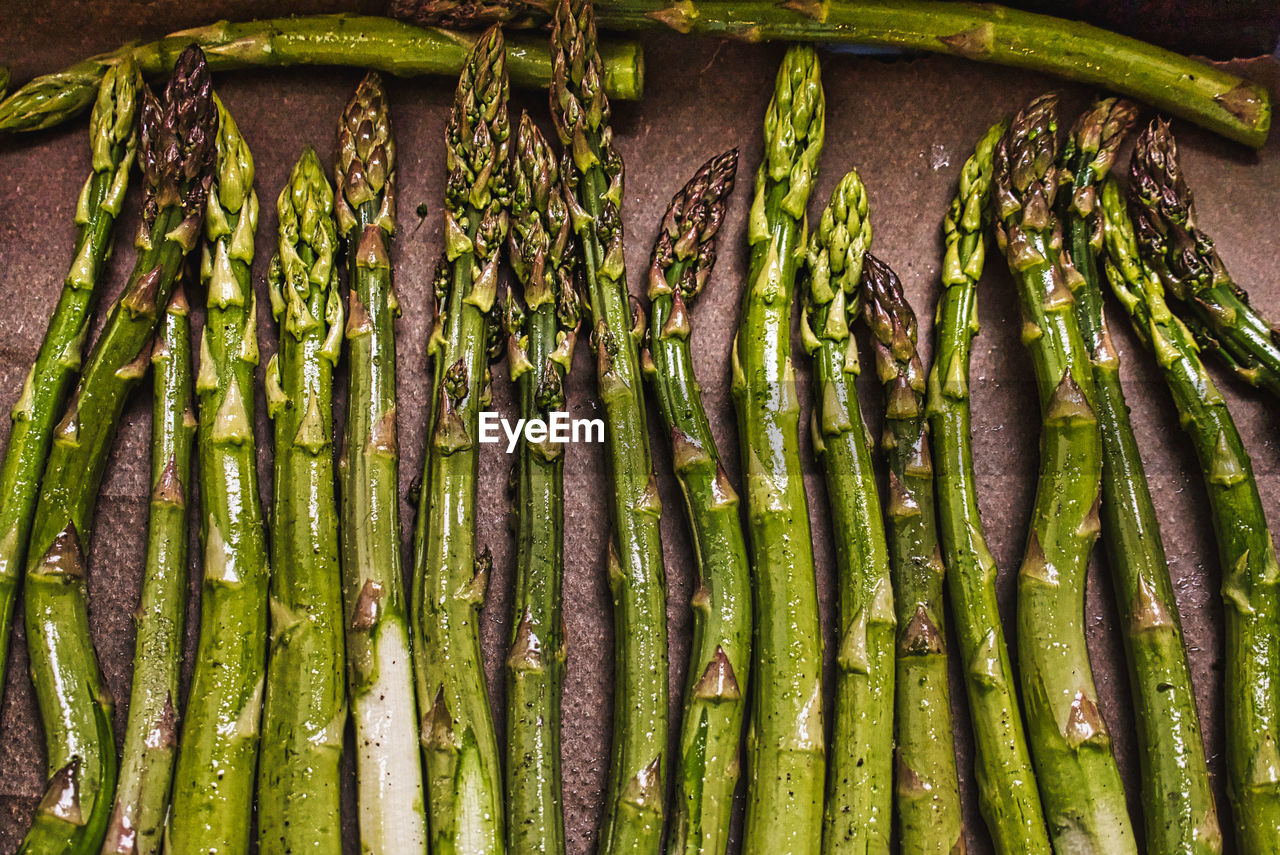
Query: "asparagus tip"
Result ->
[[651, 148, 739, 306]]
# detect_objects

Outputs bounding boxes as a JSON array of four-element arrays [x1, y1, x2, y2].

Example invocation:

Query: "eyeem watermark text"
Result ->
[[479, 411, 605, 453]]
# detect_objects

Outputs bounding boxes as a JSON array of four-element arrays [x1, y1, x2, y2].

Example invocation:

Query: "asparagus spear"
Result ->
[[17, 48, 214, 855], [0, 15, 642, 134], [992, 93, 1137, 854], [411, 25, 509, 854], [1127, 120, 1280, 397], [643, 149, 749, 855], [0, 58, 139, 702], [860, 252, 966, 852], [100, 286, 195, 855], [1101, 177, 1280, 854], [392, 0, 1270, 147], [1063, 100, 1222, 855], [167, 94, 270, 855], [549, 1, 669, 849], [731, 44, 825, 854], [926, 119, 1052, 855], [800, 171, 895, 854], [503, 112, 580, 855], [257, 147, 346, 855], [335, 72, 429, 854]]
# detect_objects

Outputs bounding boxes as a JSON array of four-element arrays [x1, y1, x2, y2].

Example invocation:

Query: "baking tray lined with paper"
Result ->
[[0, 2, 1277, 852]]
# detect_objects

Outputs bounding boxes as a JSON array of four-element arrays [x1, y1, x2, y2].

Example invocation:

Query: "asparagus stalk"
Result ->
[[1127, 120, 1280, 397], [257, 147, 346, 855], [731, 44, 826, 854], [392, 0, 1270, 147], [17, 48, 214, 855], [992, 92, 1137, 854], [335, 72, 429, 854], [800, 171, 895, 854], [549, 0, 669, 849], [1100, 177, 1280, 854], [100, 286, 195, 855], [503, 111, 580, 855], [167, 94, 270, 855], [1063, 100, 1222, 855], [860, 252, 966, 852], [0, 58, 139, 701], [411, 25, 509, 854], [0, 14, 642, 134], [643, 149, 749, 855], [926, 119, 1051, 855]]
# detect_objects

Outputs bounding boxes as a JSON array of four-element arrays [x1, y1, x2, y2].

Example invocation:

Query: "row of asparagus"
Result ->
[[2, 1, 1280, 854]]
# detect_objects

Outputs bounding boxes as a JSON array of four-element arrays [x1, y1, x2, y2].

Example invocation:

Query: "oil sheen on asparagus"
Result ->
[[336, 72, 430, 854], [926, 119, 1051, 855], [992, 93, 1136, 853], [801, 171, 895, 854], [550, 0, 669, 849], [258, 146, 346, 855], [861, 253, 966, 852], [643, 149, 750, 855], [412, 25, 509, 855], [1127, 120, 1280, 398], [168, 94, 271, 855], [393, 0, 1271, 147], [0, 59, 139, 701], [1062, 100, 1221, 855], [101, 285, 195, 855], [732, 44, 826, 854], [18, 48, 214, 855], [503, 112, 580, 855], [0, 15, 643, 133], [1101, 177, 1280, 854]]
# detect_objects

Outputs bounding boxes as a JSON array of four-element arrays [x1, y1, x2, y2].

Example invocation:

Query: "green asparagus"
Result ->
[[101, 286, 195, 855], [731, 44, 826, 854], [800, 171, 895, 855], [0, 15, 642, 134], [336, 72, 429, 854], [503, 111, 580, 855], [644, 149, 750, 855], [412, 25, 509, 854], [860, 252, 966, 852], [392, 0, 1269, 147], [549, 0, 669, 849], [0, 58, 139, 703], [992, 93, 1137, 853], [167, 93, 270, 855], [17, 48, 214, 855], [1063, 100, 1222, 855], [926, 119, 1051, 855], [1127, 120, 1280, 397], [1101, 177, 1280, 855], [258, 146, 346, 855]]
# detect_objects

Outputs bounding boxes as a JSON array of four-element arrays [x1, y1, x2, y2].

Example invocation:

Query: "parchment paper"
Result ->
[[1, 3, 1277, 851]]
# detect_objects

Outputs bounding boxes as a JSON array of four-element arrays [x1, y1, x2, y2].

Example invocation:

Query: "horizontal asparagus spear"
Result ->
[[0, 14, 643, 134], [392, 0, 1270, 146]]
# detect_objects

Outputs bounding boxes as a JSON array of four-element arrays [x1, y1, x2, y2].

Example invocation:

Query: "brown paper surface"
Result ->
[[1, 4, 1278, 852]]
